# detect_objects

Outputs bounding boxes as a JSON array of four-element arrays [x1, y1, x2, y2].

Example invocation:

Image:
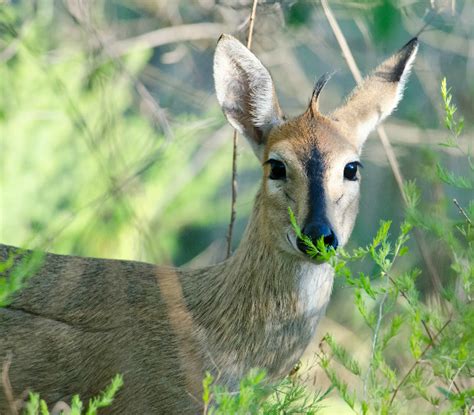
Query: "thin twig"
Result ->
[[389, 276, 434, 342], [388, 318, 451, 407], [226, 0, 258, 258], [320, 0, 443, 295], [0, 38, 20, 62], [2, 353, 18, 415], [453, 198, 472, 225], [135, 81, 173, 140], [246, 0, 258, 50], [363, 292, 387, 399], [388, 274, 461, 394], [65, 6, 173, 140], [389, 237, 437, 344], [226, 129, 239, 258], [448, 361, 465, 393], [320, 1, 363, 82], [413, 230, 444, 293]]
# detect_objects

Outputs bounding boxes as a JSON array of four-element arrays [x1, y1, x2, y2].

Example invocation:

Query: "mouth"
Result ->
[[286, 232, 299, 252], [286, 231, 336, 262], [287, 232, 316, 259]]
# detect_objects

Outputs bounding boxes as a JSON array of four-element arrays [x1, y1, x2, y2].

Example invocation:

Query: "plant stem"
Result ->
[[388, 275, 462, 394], [364, 292, 387, 399], [388, 319, 451, 407], [453, 198, 472, 225], [226, 129, 239, 258], [2, 353, 18, 415]]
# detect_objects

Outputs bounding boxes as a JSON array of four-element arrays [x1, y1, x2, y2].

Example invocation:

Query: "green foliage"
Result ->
[[436, 162, 472, 189], [288, 78, 473, 413], [441, 78, 466, 140], [203, 369, 330, 414], [436, 78, 473, 188], [0, 1, 238, 265], [323, 334, 361, 376], [203, 370, 269, 414], [0, 249, 44, 306], [24, 374, 123, 415], [288, 207, 336, 262]]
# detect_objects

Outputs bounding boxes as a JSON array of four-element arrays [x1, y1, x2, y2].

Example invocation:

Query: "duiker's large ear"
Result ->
[[214, 34, 283, 160], [333, 38, 418, 150]]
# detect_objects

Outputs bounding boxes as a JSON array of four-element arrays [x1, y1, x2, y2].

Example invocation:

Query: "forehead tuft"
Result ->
[[265, 112, 354, 162]]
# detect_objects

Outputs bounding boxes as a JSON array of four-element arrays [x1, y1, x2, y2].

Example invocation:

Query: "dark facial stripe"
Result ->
[[304, 148, 327, 228]]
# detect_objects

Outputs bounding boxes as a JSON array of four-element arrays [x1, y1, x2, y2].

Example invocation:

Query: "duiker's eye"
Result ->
[[344, 162, 362, 181], [267, 159, 287, 180]]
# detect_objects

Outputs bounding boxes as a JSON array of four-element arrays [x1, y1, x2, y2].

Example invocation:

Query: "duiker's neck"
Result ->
[[226, 190, 310, 292], [189, 189, 318, 298], [183, 189, 334, 381]]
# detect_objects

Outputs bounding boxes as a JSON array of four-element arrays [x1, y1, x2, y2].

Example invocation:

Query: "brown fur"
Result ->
[[0, 35, 418, 414]]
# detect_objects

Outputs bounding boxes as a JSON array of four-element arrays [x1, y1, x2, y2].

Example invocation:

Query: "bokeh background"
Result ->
[[0, 0, 472, 412]]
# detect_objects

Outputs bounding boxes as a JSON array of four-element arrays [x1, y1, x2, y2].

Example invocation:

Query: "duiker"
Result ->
[[0, 34, 418, 414]]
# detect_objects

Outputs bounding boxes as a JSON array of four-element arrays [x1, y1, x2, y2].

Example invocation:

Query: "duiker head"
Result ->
[[214, 34, 418, 258]]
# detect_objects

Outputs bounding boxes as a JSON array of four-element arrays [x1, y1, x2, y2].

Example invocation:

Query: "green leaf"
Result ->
[[70, 395, 83, 415], [202, 372, 213, 406], [382, 314, 404, 349], [436, 163, 473, 189], [358, 272, 377, 299], [39, 399, 49, 415], [325, 334, 362, 376], [288, 207, 302, 240], [398, 246, 409, 257], [85, 374, 123, 415], [371, 221, 392, 248], [24, 393, 41, 415]]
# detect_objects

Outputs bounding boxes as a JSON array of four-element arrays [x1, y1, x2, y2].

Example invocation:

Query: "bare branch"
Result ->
[[226, 129, 239, 258], [63, 4, 173, 140], [108, 23, 230, 58], [226, 0, 259, 258], [246, 0, 259, 50], [2, 353, 18, 415], [453, 198, 472, 225]]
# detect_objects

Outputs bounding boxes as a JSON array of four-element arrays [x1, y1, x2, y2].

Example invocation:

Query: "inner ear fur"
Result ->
[[332, 38, 419, 150], [213, 34, 283, 160]]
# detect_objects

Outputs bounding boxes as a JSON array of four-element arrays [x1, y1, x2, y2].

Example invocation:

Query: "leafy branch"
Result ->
[[16, 372, 123, 415], [388, 319, 451, 407]]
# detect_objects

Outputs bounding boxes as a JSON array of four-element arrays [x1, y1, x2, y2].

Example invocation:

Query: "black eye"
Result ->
[[267, 159, 287, 180], [344, 162, 362, 181]]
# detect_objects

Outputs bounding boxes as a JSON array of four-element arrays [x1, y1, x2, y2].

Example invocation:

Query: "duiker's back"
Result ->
[[0, 244, 201, 414]]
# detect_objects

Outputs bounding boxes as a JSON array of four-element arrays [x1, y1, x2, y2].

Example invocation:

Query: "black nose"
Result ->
[[296, 223, 339, 254]]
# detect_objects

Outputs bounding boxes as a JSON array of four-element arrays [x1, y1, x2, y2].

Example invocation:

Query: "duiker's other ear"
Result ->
[[214, 34, 283, 160], [333, 38, 418, 150]]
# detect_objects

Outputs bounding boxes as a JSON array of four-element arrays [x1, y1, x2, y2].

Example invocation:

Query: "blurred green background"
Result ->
[[0, 0, 472, 412]]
